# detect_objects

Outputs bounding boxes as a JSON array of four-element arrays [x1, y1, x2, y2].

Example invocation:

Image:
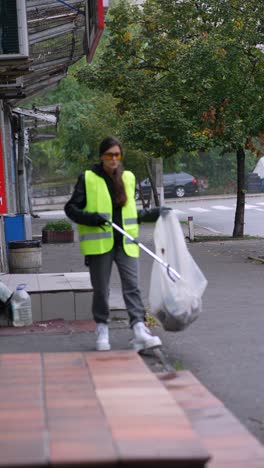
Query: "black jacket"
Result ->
[[64, 163, 160, 244], [64, 163, 124, 243]]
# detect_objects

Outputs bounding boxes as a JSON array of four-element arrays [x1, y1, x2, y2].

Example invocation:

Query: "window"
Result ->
[[86, 0, 97, 51], [85, 0, 104, 62], [0, 0, 28, 59]]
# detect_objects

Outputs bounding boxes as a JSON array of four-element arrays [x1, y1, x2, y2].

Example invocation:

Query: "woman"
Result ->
[[64, 136, 162, 352]]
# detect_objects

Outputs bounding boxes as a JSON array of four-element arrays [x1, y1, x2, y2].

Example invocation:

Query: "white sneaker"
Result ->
[[95, 323, 111, 351], [132, 322, 162, 352]]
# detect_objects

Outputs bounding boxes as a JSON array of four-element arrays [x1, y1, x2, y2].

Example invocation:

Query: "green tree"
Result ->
[[78, 0, 264, 236], [29, 59, 148, 182], [29, 65, 123, 176]]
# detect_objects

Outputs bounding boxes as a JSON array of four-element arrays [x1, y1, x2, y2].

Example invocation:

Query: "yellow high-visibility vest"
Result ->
[[77, 170, 139, 257]]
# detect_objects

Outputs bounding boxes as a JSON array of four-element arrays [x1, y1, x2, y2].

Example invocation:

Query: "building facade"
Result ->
[[0, 0, 106, 271]]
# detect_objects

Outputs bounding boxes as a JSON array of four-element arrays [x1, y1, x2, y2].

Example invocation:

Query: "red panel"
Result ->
[[87, 0, 105, 63], [0, 130, 7, 214], [97, 0, 104, 29]]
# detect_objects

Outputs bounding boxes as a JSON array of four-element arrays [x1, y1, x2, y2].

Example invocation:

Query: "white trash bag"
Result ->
[[149, 211, 208, 332]]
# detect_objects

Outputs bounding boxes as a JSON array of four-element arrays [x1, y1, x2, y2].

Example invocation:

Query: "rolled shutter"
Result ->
[[0, 0, 19, 55]]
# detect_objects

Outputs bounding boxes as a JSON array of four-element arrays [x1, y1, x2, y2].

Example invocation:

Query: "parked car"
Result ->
[[136, 172, 198, 200]]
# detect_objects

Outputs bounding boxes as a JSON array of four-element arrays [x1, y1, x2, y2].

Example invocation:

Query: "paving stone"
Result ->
[[0, 351, 210, 468], [159, 370, 264, 468]]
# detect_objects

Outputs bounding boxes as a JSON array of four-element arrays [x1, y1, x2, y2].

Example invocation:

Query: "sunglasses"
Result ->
[[102, 152, 122, 160]]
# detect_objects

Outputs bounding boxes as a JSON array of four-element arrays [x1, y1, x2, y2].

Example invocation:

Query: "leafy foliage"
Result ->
[[29, 65, 123, 178], [29, 59, 151, 181], [77, 0, 264, 235], [28, 0, 264, 236], [77, 0, 264, 155], [42, 219, 73, 232]]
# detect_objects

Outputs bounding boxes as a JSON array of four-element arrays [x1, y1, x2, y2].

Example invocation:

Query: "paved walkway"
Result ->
[[1, 218, 264, 446], [0, 350, 210, 468]]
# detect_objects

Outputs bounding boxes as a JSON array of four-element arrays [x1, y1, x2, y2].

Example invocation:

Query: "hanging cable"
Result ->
[[55, 0, 85, 16]]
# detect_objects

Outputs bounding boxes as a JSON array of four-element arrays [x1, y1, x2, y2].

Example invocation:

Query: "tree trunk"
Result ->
[[232, 147, 246, 237], [145, 159, 160, 207], [137, 177, 149, 209]]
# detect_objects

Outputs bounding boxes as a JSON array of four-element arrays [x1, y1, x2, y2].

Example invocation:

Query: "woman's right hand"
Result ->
[[85, 213, 107, 226]]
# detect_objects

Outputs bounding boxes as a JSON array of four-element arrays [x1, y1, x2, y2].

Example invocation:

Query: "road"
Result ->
[[164, 194, 264, 236], [37, 193, 264, 237]]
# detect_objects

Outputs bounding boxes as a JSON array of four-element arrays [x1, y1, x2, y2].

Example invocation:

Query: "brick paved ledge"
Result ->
[[159, 370, 264, 468], [0, 351, 210, 468]]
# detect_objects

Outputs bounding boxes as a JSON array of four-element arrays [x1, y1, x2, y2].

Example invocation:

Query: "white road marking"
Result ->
[[194, 223, 223, 234], [188, 207, 211, 213], [171, 209, 186, 215], [211, 205, 234, 210], [37, 200, 264, 221]]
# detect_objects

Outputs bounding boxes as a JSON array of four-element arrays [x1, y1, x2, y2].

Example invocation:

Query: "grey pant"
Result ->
[[86, 244, 146, 327]]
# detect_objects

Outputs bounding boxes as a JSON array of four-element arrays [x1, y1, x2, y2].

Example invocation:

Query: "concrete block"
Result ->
[[41, 292, 74, 321], [37, 273, 70, 291], [109, 288, 126, 310], [75, 292, 93, 320], [30, 293, 42, 322], [0, 316, 10, 327], [6, 274, 39, 293], [0, 273, 11, 289], [64, 272, 92, 289]]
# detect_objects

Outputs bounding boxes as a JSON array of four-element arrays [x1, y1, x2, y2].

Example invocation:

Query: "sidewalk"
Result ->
[[1, 219, 263, 368], [1, 218, 264, 447]]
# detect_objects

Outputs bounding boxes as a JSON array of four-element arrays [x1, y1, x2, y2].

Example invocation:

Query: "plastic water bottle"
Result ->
[[0, 281, 12, 304], [11, 284, 32, 327]]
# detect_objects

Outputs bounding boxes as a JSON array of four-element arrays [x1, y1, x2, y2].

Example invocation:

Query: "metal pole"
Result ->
[[188, 216, 194, 241], [17, 116, 29, 214]]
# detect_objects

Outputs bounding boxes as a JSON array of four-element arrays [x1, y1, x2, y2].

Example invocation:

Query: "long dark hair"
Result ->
[[99, 136, 127, 207], [99, 136, 124, 158]]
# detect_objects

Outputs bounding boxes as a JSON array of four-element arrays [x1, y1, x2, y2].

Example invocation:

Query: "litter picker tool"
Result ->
[[109, 218, 179, 371], [105, 219, 181, 283]]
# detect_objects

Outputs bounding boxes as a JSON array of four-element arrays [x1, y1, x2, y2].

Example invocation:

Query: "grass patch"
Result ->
[[174, 360, 185, 371], [190, 235, 264, 242], [145, 313, 160, 327]]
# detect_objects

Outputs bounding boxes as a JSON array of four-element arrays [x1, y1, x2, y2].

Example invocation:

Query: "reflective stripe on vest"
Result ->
[[79, 231, 112, 242], [121, 171, 139, 257], [125, 237, 139, 244], [77, 170, 139, 257], [124, 218, 138, 225]]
